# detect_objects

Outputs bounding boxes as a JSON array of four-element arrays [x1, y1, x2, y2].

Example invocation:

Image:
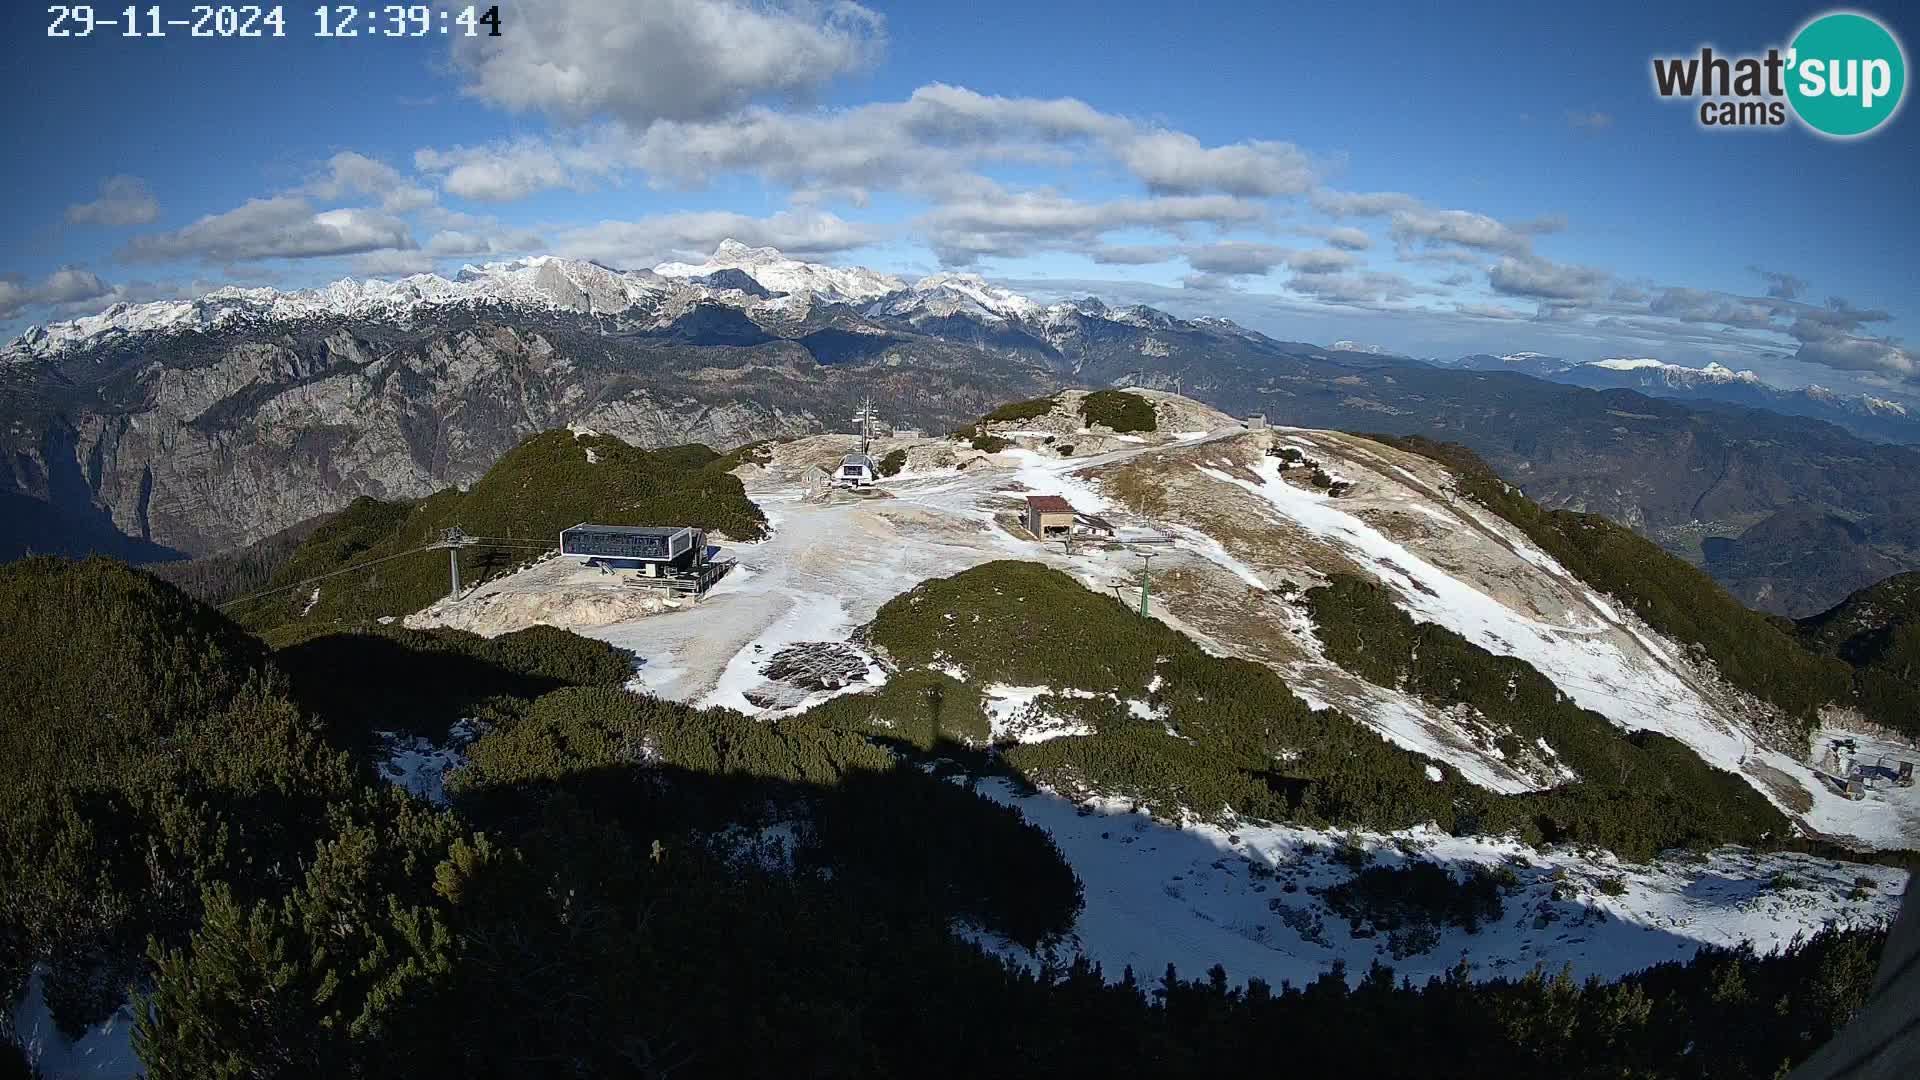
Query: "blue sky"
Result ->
[[2, 0, 1914, 397]]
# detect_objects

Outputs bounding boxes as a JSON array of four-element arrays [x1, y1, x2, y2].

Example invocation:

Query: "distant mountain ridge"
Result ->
[[1437, 352, 1919, 445], [6, 240, 1920, 616]]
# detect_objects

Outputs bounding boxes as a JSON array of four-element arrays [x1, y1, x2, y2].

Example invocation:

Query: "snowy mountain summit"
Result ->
[[1, 241, 1055, 360], [653, 238, 906, 306], [1586, 357, 1764, 387]]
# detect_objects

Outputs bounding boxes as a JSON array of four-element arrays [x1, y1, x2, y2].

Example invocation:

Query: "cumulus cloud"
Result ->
[[1793, 334, 1917, 378], [66, 176, 160, 227], [0, 268, 113, 317], [1648, 287, 1777, 328], [920, 190, 1267, 264], [1778, 297, 1914, 379], [424, 225, 548, 257], [1184, 242, 1293, 276], [414, 139, 611, 202], [1309, 189, 1421, 217], [305, 152, 436, 213], [1391, 208, 1542, 255], [1285, 269, 1420, 305], [417, 82, 1321, 207], [446, 0, 886, 126], [1286, 248, 1360, 273], [118, 198, 414, 263], [351, 250, 440, 276], [1318, 226, 1372, 251], [552, 208, 879, 266], [1117, 131, 1318, 197], [1488, 255, 1610, 301]]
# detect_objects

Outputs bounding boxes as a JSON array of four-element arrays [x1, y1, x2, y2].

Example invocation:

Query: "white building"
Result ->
[[836, 452, 877, 487]]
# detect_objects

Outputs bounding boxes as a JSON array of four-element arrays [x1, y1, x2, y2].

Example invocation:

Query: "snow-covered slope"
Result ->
[[867, 272, 1043, 323]]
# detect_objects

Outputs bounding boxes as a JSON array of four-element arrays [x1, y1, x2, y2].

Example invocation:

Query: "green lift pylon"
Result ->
[[1136, 551, 1158, 616]]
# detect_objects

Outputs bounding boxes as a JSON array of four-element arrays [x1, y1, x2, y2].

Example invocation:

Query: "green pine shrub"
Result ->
[[1079, 389, 1157, 433]]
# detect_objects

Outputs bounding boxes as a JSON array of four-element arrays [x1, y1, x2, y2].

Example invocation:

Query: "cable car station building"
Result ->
[[557, 523, 728, 595]]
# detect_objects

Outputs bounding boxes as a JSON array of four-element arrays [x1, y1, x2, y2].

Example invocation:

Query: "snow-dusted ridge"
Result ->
[[1585, 357, 1765, 386], [1, 241, 1267, 362]]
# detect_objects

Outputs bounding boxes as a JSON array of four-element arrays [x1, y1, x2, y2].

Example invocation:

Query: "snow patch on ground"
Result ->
[[975, 779, 1907, 990], [376, 720, 477, 806], [982, 684, 1094, 744], [8, 968, 139, 1080]]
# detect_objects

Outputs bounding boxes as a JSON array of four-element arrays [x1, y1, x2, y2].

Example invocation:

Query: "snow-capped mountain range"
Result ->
[[1440, 351, 1915, 442], [2, 239, 1169, 361]]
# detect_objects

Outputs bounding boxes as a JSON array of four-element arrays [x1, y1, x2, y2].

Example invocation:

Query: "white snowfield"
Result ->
[[966, 780, 1906, 992], [380, 400, 1912, 994]]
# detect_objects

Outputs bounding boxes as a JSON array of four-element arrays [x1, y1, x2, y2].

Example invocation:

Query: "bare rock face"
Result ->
[[2, 313, 1033, 557]]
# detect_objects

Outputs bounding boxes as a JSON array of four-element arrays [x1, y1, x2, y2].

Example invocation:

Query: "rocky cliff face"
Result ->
[[1, 313, 1047, 556]]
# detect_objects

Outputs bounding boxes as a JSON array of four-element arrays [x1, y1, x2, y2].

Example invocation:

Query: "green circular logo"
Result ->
[[1787, 12, 1907, 137]]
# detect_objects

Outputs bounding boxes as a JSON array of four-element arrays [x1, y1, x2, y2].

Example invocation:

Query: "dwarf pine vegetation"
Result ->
[[1078, 388, 1158, 433], [0, 552, 1903, 1077], [1797, 570, 1920, 740], [981, 395, 1061, 423]]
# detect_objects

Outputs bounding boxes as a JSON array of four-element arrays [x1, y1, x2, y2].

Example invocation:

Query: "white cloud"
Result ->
[[446, 0, 886, 126], [1488, 255, 1611, 301], [920, 190, 1269, 264], [351, 250, 440, 276], [305, 152, 436, 213], [1286, 269, 1421, 305], [66, 176, 160, 227], [0, 268, 113, 317], [1117, 131, 1318, 197], [1648, 287, 1778, 328], [1319, 226, 1372, 251], [1391, 208, 1539, 255], [1286, 248, 1360, 273], [1184, 242, 1292, 276], [1794, 334, 1918, 379], [414, 139, 609, 202], [1309, 189, 1421, 217], [119, 198, 414, 263], [425, 225, 547, 257], [417, 82, 1320, 208], [552, 208, 879, 266]]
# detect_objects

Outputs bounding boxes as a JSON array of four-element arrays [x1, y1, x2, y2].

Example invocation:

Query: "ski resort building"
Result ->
[[836, 452, 877, 487], [1025, 495, 1077, 538], [557, 523, 727, 594]]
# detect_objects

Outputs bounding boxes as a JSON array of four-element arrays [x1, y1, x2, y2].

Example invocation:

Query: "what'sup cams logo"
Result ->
[[1652, 10, 1906, 137]]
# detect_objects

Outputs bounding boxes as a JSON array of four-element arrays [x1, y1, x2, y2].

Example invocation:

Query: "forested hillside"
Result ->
[[1798, 572, 1920, 740]]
